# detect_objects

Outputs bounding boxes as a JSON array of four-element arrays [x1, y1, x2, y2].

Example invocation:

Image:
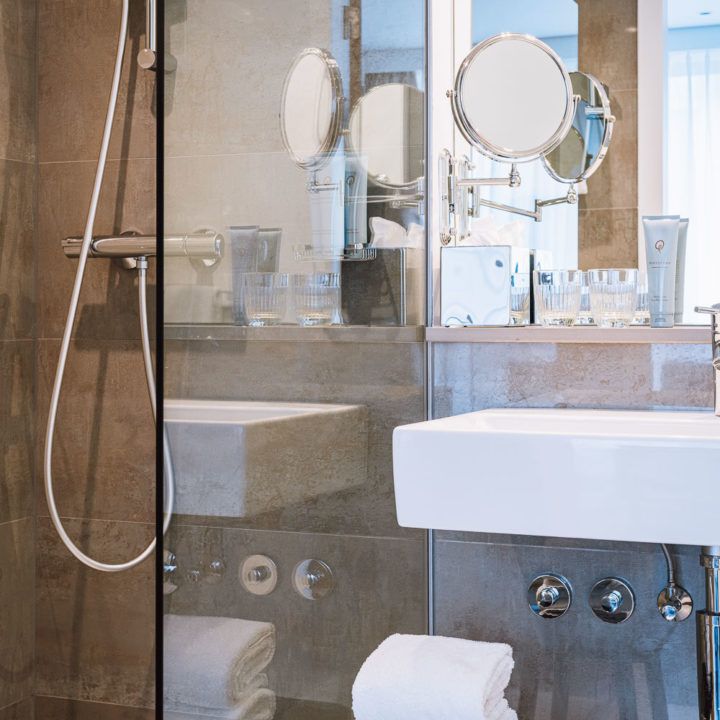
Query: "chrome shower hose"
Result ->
[[44, 0, 173, 572]]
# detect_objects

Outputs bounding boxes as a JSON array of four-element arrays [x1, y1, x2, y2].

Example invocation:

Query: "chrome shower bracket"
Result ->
[[137, 0, 177, 72]]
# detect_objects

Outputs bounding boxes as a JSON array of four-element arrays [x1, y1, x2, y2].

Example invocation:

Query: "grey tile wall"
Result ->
[[431, 340, 714, 719], [165, 524, 426, 709], [164, 334, 429, 715], [434, 537, 702, 720]]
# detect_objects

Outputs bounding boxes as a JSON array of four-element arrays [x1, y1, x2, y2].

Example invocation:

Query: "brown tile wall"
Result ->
[[0, 0, 37, 714], [35, 0, 156, 715], [578, 0, 639, 269], [431, 339, 714, 718]]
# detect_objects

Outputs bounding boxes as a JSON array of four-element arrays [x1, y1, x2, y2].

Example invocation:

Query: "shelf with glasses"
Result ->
[[426, 325, 710, 344], [164, 324, 426, 344], [164, 324, 710, 345]]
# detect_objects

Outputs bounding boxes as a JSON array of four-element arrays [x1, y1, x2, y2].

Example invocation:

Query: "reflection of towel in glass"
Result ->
[[369, 218, 423, 249], [352, 633, 517, 720], [163, 614, 275, 711], [163, 687, 276, 720]]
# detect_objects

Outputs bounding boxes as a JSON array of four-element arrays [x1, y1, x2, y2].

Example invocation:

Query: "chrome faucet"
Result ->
[[695, 305, 720, 416]]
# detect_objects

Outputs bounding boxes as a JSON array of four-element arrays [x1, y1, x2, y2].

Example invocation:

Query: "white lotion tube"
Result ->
[[642, 215, 680, 328], [674, 218, 689, 323]]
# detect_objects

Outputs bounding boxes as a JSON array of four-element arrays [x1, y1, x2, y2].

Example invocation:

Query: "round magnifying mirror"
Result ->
[[451, 33, 575, 162], [280, 48, 344, 171], [348, 83, 424, 189], [542, 71, 614, 183]]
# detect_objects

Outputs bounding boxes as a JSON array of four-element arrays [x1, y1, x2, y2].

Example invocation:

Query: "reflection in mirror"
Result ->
[[543, 72, 614, 184], [664, 4, 720, 323], [452, 33, 575, 162], [280, 48, 344, 171], [348, 83, 424, 188]]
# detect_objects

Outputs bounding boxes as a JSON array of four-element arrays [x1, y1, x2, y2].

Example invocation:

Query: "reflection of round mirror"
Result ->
[[347, 83, 424, 189], [542, 72, 614, 183], [451, 33, 574, 162], [280, 48, 344, 171]]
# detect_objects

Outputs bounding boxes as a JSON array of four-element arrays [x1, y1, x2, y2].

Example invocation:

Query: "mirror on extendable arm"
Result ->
[[452, 33, 575, 163], [441, 33, 577, 329], [280, 47, 349, 261], [345, 83, 425, 251], [442, 33, 579, 237], [542, 72, 615, 185], [347, 83, 424, 190], [342, 82, 426, 326], [280, 47, 344, 173]]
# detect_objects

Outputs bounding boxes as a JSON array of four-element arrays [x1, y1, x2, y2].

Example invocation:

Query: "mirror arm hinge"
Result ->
[[444, 152, 578, 228]]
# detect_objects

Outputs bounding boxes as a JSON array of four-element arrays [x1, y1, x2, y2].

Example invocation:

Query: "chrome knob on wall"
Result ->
[[590, 578, 635, 624], [293, 559, 334, 600], [240, 555, 278, 596], [657, 585, 693, 623], [527, 574, 572, 619], [537, 586, 560, 608], [601, 590, 623, 614]]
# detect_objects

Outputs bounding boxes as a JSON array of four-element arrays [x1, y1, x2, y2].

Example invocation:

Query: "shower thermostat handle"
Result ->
[[137, 48, 157, 70], [137, 48, 178, 73]]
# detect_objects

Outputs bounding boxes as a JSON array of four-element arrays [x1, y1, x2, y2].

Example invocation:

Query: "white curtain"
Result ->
[[666, 47, 720, 321]]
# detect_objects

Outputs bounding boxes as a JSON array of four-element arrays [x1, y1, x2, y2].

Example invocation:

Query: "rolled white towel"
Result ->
[[163, 688, 276, 720], [165, 674, 269, 717], [352, 633, 517, 720], [164, 614, 276, 710]]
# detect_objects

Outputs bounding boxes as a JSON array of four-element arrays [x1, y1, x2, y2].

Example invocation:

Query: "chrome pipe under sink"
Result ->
[[698, 546, 720, 720]]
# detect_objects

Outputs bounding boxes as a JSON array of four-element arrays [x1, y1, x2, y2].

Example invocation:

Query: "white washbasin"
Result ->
[[165, 399, 368, 517], [393, 408, 720, 545]]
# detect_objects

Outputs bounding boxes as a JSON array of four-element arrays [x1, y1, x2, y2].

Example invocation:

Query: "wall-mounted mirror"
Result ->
[[280, 48, 344, 171], [348, 83, 424, 188], [451, 33, 575, 162], [543, 71, 614, 184]]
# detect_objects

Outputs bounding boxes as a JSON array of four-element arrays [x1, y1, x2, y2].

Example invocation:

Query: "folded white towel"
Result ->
[[352, 633, 517, 720], [163, 688, 276, 720], [164, 614, 276, 710]]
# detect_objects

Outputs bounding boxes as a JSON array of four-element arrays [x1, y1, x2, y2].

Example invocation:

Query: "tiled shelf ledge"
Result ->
[[164, 324, 425, 343], [426, 325, 710, 344]]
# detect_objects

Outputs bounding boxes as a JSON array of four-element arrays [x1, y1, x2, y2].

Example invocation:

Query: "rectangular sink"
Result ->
[[165, 399, 368, 517], [393, 408, 720, 545]]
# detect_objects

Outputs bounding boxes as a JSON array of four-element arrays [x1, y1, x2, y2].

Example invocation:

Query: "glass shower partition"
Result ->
[[162, 1, 427, 717]]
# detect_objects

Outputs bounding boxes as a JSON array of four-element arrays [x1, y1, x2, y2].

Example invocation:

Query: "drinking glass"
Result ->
[[229, 225, 260, 324], [587, 269, 638, 328], [576, 272, 594, 325], [510, 274, 530, 325], [293, 273, 340, 326], [632, 271, 650, 325], [533, 270, 583, 326], [243, 272, 289, 326]]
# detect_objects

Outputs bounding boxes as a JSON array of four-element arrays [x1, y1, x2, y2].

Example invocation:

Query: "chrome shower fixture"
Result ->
[[137, 0, 177, 72], [137, 0, 157, 69], [657, 543, 693, 623], [62, 231, 224, 262]]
